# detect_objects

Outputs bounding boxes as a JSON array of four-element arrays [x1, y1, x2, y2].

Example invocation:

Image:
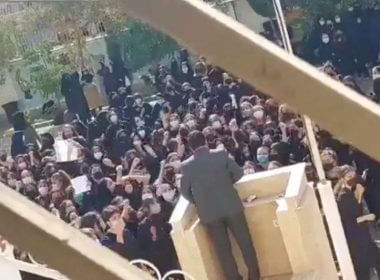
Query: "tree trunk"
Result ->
[[75, 28, 85, 69]]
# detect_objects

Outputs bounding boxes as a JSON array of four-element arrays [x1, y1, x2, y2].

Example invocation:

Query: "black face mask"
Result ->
[[93, 171, 104, 181]]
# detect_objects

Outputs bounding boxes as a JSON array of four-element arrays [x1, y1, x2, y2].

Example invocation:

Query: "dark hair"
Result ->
[[188, 130, 206, 151], [51, 170, 71, 190], [102, 205, 120, 223], [24, 184, 38, 201], [62, 124, 79, 140], [167, 139, 179, 153], [41, 149, 55, 158], [41, 133, 55, 148], [80, 212, 101, 229]]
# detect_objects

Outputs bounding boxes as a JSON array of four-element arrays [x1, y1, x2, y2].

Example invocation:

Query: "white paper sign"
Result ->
[[71, 175, 91, 195], [54, 140, 79, 162]]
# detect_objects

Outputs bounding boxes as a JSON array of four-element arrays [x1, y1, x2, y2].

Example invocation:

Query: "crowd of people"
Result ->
[[305, 4, 380, 76], [1, 45, 380, 279]]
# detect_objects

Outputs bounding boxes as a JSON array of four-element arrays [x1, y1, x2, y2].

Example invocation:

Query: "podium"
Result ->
[[170, 163, 339, 280]]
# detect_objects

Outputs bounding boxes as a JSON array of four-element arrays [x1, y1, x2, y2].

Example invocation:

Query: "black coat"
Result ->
[[137, 215, 177, 274], [81, 179, 113, 213], [101, 229, 139, 260], [61, 72, 90, 120], [180, 148, 244, 223], [11, 131, 27, 157], [337, 189, 378, 279]]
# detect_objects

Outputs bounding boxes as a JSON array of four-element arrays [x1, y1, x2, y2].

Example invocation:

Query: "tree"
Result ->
[[23, 41, 71, 100], [0, 1, 127, 99], [106, 20, 179, 72], [0, 18, 21, 85], [18, 1, 122, 67]]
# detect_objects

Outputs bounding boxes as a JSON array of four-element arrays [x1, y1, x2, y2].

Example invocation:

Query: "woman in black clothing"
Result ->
[[40, 133, 55, 153], [156, 183, 179, 222], [87, 110, 110, 145], [120, 179, 143, 211], [336, 170, 380, 280], [112, 129, 132, 162], [81, 164, 114, 213], [137, 198, 178, 275], [101, 205, 139, 260]]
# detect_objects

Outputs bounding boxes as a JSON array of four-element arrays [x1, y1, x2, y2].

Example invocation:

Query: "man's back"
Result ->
[[180, 147, 244, 223]]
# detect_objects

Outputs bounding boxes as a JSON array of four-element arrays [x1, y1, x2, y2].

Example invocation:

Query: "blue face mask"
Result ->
[[257, 155, 269, 164]]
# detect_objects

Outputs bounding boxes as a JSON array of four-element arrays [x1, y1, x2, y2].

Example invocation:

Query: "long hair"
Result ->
[[51, 170, 72, 190]]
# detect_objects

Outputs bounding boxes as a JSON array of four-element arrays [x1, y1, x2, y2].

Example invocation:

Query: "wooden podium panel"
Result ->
[[171, 164, 341, 280], [171, 200, 293, 280], [232, 201, 292, 278]]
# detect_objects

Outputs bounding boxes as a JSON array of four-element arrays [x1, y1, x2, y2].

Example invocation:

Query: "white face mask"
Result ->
[[142, 193, 154, 200], [136, 120, 145, 128], [162, 190, 176, 202], [319, 19, 325, 26], [125, 184, 133, 194], [94, 152, 103, 160], [212, 120, 222, 129], [253, 110, 264, 120], [110, 115, 118, 124], [322, 35, 330, 44], [335, 16, 341, 23], [22, 177, 33, 185], [150, 203, 161, 214], [182, 65, 189, 74], [138, 130, 146, 139], [39, 187, 48, 197], [18, 162, 27, 170]]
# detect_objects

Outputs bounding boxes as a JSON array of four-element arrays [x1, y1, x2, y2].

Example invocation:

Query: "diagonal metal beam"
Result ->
[[271, 0, 326, 181], [0, 183, 154, 280], [120, 0, 380, 160]]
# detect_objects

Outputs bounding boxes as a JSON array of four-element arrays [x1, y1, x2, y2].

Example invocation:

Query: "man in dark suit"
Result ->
[[180, 130, 260, 280]]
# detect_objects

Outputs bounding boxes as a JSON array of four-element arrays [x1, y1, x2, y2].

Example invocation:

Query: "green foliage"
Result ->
[[0, 19, 20, 85], [106, 20, 179, 71], [246, 0, 276, 17], [23, 41, 70, 99]]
